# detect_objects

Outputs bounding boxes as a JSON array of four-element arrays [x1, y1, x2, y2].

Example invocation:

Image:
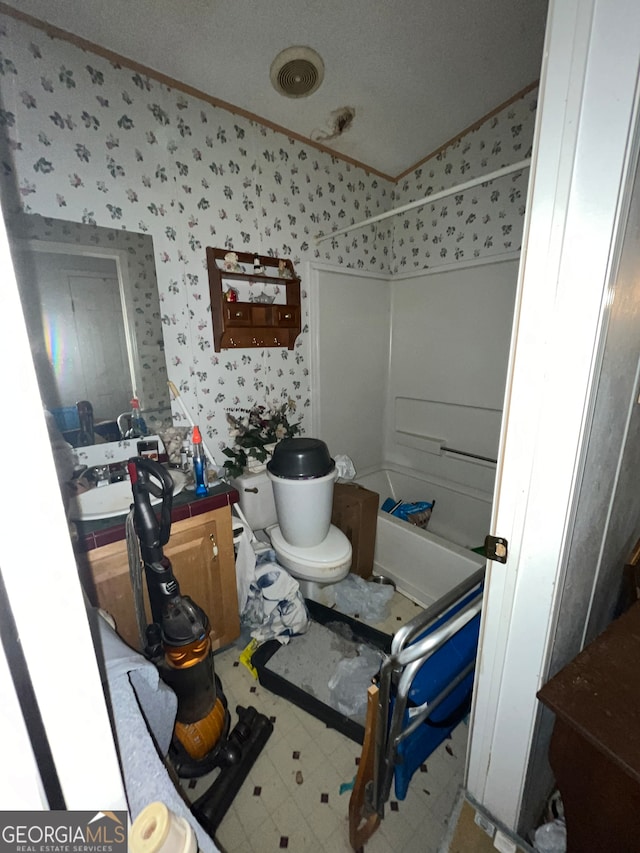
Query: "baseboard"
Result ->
[[443, 793, 535, 853]]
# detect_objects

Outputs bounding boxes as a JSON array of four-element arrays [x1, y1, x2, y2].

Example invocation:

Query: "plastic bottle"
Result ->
[[126, 397, 148, 439], [76, 399, 95, 446], [192, 425, 208, 497], [180, 440, 191, 472]]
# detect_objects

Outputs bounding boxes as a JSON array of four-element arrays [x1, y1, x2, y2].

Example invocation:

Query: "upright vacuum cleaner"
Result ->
[[126, 456, 273, 835]]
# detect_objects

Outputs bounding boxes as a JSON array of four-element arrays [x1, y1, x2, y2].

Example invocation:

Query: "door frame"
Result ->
[[466, 0, 640, 830]]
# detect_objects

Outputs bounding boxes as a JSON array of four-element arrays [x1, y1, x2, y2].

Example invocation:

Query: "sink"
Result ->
[[68, 468, 187, 522]]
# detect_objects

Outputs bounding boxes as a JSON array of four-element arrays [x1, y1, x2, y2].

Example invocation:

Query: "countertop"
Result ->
[[74, 480, 239, 552]]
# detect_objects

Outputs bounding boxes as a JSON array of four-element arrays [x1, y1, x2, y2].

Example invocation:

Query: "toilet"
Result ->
[[232, 438, 351, 603]]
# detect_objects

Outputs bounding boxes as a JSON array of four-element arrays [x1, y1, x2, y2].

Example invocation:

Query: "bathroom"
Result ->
[[3, 2, 640, 852]]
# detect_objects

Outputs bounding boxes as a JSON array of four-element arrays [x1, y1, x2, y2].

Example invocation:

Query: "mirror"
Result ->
[[8, 214, 172, 447]]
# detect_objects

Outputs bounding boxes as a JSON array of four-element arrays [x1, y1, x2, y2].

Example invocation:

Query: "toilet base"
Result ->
[[242, 524, 351, 603], [296, 579, 333, 606], [269, 524, 351, 585]]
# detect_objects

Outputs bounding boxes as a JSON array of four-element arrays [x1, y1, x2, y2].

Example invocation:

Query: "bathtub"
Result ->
[[354, 465, 489, 607]]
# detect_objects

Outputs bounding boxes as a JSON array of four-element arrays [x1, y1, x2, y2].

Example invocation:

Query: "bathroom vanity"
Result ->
[[75, 485, 241, 652]]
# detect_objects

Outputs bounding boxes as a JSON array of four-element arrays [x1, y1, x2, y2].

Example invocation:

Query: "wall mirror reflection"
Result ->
[[9, 214, 171, 447]]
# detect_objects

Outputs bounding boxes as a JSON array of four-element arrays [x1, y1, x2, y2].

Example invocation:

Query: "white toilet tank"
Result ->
[[231, 470, 277, 530]]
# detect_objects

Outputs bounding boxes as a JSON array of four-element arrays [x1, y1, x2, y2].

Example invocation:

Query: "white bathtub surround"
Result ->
[[356, 463, 492, 550], [311, 257, 518, 475]]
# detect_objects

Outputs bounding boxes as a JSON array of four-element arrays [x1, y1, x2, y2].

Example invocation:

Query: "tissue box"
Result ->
[[331, 483, 379, 579]]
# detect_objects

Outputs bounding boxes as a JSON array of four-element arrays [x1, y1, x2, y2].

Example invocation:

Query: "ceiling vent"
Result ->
[[270, 46, 324, 98]]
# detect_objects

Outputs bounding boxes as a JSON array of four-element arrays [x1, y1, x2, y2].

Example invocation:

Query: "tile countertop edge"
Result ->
[[75, 484, 239, 552]]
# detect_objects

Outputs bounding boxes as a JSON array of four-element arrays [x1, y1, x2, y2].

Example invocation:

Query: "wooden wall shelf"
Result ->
[[206, 247, 301, 351]]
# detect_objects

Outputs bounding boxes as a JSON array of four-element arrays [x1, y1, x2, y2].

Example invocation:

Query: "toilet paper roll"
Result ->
[[130, 802, 197, 853]]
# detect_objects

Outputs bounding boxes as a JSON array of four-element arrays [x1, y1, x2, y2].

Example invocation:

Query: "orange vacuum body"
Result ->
[[164, 634, 226, 760], [174, 696, 227, 760]]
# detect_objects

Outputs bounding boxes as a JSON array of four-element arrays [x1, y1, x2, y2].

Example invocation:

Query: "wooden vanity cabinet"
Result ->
[[78, 504, 240, 652], [206, 247, 301, 351]]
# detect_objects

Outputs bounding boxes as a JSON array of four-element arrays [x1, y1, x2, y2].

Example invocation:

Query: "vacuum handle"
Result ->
[[128, 456, 174, 557]]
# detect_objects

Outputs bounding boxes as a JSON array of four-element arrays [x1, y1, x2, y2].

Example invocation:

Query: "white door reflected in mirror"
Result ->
[[9, 213, 172, 449]]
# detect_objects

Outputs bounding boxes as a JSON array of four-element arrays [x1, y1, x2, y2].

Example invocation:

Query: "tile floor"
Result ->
[[182, 591, 468, 853]]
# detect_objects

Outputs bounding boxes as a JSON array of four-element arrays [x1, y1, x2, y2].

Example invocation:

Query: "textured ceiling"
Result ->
[[2, 0, 549, 178]]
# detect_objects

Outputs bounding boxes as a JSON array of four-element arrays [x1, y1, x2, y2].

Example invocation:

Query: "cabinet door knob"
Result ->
[[234, 310, 243, 318], [283, 312, 292, 319], [209, 533, 219, 559]]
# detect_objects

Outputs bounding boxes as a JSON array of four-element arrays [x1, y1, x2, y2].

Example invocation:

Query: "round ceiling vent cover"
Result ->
[[270, 46, 324, 98]]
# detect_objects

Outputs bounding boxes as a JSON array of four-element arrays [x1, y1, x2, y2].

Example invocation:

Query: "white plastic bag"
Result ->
[[325, 574, 395, 622], [533, 819, 566, 853], [327, 644, 382, 719], [334, 454, 357, 481]]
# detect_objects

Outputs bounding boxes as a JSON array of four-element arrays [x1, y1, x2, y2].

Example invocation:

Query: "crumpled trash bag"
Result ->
[[241, 549, 310, 644], [324, 574, 395, 622], [327, 644, 382, 719], [533, 819, 567, 853]]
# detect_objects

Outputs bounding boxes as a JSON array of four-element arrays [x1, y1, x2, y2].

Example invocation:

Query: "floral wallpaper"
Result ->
[[389, 91, 537, 274], [0, 12, 536, 457]]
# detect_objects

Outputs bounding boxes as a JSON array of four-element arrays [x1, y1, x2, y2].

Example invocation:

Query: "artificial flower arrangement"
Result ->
[[222, 399, 301, 478]]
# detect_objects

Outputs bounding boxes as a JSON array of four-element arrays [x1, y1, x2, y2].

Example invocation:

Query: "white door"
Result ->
[[68, 271, 131, 419], [28, 251, 132, 421]]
